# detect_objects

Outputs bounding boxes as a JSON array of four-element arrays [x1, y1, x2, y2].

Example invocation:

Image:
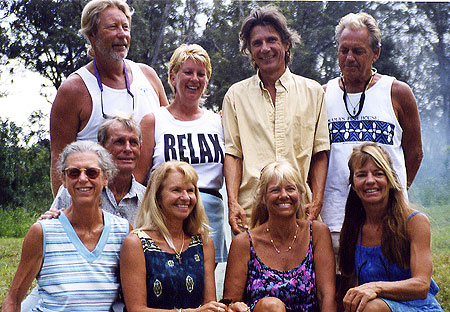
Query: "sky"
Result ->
[[0, 59, 54, 132]]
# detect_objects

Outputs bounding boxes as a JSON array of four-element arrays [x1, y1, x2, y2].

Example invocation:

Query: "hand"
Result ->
[[343, 282, 380, 312], [228, 200, 248, 235], [304, 200, 322, 221], [38, 208, 62, 220], [193, 301, 228, 312], [227, 302, 250, 312]]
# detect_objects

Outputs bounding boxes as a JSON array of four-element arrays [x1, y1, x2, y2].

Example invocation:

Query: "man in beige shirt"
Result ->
[[222, 5, 330, 235]]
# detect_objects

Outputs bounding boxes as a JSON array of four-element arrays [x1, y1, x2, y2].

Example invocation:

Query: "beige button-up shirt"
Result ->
[[222, 68, 329, 215]]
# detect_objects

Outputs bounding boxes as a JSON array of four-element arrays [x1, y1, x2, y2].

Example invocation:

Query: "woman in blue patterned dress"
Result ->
[[223, 161, 336, 312], [339, 143, 443, 312], [2, 141, 131, 312], [120, 161, 227, 312]]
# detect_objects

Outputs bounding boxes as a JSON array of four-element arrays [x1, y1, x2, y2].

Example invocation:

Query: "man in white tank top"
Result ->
[[322, 13, 423, 259], [50, 0, 168, 196]]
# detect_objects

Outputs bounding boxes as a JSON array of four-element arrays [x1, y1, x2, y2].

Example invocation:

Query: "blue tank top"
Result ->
[[135, 230, 204, 310], [356, 211, 443, 311]]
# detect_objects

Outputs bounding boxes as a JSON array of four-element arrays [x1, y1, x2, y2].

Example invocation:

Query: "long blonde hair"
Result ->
[[251, 160, 305, 228], [134, 161, 210, 248]]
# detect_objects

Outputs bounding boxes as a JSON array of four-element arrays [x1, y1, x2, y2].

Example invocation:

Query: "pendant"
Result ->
[[176, 253, 182, 264]]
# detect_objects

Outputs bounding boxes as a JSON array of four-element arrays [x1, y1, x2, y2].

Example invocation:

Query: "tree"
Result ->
[[129, 0, 207, 97], [200, 0, 256, 111], [5, 0, 88, 89], [0, 117, 52, 210], [0, 119, 24, 206]]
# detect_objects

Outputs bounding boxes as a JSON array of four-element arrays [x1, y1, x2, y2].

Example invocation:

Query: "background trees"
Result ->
[[0, 0, 449, 209]]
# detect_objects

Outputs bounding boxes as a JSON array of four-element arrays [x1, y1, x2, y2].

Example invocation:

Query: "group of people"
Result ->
[[2, 0, 443, 311]]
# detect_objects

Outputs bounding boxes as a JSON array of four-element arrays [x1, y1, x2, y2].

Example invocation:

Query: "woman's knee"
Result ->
[[253, 297, 286, 312], [362, 298, 391, 312]]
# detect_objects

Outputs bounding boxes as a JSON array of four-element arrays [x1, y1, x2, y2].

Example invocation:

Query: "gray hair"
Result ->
[[58, 141, 118, 180], [79, 0, 133, 58], [97, 115, 142, 146], [239, 5, 300, 69], [335, 12, 381, 52]]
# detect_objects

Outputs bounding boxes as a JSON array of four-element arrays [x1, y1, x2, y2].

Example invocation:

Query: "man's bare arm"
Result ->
[[138, 63, 169, 107], [305, 151, 328, 220], [50, 75, 92, 196], [224, 154, 247, 235], [392, 80, 423, 188]]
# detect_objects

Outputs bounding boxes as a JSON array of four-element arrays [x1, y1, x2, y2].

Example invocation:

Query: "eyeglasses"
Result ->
[[93, 58, 135, 119], [64, 167, 102, 179]]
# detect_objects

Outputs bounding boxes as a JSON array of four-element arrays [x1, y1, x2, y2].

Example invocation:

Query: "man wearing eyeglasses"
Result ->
[[50, 0, 168, 196], [51, 116, 145, 225]]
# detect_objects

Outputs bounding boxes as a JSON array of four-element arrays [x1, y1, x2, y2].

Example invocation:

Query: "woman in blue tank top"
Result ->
[[120, 161, 227, 312], [338, 142, 443, 312]]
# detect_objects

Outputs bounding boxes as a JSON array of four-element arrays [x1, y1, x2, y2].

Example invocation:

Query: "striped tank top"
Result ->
[[33, 211, 129, 311]]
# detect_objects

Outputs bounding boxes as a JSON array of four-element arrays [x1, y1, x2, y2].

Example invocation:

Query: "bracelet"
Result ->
[[219, 298, 232, 306]]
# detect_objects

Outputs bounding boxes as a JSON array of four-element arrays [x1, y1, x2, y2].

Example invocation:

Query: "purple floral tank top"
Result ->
[[243, 221, 319, 312]]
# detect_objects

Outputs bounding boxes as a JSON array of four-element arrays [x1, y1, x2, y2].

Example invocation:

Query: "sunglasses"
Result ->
[[64, 167, 102, 179]]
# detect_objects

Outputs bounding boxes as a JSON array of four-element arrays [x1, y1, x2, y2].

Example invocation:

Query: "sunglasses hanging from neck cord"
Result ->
[[93, 58, 135, 119]]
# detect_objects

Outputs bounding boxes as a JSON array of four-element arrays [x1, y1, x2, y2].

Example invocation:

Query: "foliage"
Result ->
[[3, 0, 88, 89], [0, 118, 52, 212], [0, 206, 39, 238], [200, 0, 255, 110]]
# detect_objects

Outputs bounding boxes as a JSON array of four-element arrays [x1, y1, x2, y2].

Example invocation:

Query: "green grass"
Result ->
[[433, 253, 450, 312], [0, 237, 36, 308], [0, 207, 39, 238]]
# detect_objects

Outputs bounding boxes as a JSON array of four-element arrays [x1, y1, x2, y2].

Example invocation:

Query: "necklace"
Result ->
[[341, 69, 376, 119], [171, 231, 185, 264], [266, 223, 299, 254], [93, 58, 135, 119], [346, 94, 360, 114]]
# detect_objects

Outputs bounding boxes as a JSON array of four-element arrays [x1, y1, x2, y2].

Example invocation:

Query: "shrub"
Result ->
[[0, 206, 40, 237]]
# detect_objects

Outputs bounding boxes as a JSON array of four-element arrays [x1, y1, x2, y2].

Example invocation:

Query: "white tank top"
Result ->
[[75, 60, 160, 142], [322, 76, 407, 232], [152, 107, 224, 190]]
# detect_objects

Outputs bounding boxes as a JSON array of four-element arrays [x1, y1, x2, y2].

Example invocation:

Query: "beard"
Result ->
[[93, 38, 129, 61]]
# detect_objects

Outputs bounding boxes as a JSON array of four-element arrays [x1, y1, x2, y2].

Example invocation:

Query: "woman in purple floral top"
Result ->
[[223, 161, 336, 312]]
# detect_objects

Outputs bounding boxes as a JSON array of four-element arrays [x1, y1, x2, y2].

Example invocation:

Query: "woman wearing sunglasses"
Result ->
[[338, 143, 443, 312], [2, 141, 131, 312]]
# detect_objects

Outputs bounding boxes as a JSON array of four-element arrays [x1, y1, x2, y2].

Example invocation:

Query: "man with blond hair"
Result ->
[[50, 0, 168, 196]]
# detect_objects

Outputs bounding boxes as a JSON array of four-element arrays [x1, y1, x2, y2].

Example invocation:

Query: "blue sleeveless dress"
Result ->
[[356, 211, 443, 311], [135, 230, 204, 310]]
